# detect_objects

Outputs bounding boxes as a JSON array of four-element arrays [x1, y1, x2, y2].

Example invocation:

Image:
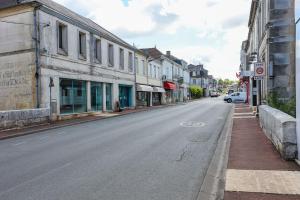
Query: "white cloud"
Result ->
[[53, 0, 251, 79]]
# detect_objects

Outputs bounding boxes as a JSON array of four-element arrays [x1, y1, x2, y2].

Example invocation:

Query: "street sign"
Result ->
[[254, 76, 264, 80], [254, 63, 266, 77]]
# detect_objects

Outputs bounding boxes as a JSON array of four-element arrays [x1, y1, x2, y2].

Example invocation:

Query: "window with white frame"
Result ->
[[119, 48, 124, 70], [143, 60, 147, 76], [94, 38, 101, 63], [141, 60, 145, 75], [149, 64, 152, 77], [108, 43, 114, 67], [57, 22, 68, 55], [78, 31, 86, 59], [128, 52, 133, 72], [135, 56, 138, 73]]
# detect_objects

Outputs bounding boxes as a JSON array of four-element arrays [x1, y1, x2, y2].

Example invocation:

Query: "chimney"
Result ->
[[166, 51, 171, 57]]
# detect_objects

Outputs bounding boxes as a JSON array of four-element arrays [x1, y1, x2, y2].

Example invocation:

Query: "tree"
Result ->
[[190, 85, 204, 99]]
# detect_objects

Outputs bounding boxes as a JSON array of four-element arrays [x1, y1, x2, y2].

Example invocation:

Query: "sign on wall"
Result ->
[[254, 62, 266, 77]]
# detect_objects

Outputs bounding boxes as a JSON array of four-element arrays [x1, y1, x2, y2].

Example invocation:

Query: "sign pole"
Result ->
[[296, 12, 300, 160]]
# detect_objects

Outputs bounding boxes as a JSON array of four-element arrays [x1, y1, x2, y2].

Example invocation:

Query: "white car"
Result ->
[[224, 92, 247, 103]]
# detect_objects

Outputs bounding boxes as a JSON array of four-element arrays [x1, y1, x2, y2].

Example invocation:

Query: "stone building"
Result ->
[[141, 48, 184, 103], [135, 49, 165, 107], [188, 64, 210, 96], [243, 0, 295, 107], [0, 0, 136, 119]]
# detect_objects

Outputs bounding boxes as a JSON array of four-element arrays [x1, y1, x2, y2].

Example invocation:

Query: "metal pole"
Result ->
[[296, 16, 300, 159], [49, 84, 52, 122]]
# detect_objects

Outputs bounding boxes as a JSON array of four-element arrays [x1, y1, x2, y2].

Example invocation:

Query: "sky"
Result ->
[[54, 0, 252, 80]]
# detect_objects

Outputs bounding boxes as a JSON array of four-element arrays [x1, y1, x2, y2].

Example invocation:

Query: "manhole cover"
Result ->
[[180, 121, 205, 128]]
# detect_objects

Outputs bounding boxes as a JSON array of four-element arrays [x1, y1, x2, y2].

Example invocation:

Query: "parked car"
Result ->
[[210, 91, 219, 97], [227, 89, 235, 95], [224, 92, 246, 103]]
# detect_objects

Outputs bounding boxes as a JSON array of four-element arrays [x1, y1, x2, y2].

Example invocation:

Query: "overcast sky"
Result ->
[[54, 0, 253, 80]]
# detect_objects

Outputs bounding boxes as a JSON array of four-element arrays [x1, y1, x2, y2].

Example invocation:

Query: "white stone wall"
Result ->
[[259, 105, 297, 160], [0, 108, 50, 130]]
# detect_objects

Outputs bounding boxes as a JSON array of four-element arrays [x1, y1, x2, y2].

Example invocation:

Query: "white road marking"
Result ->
[[180, 121, 206, 128], [38, 136, 49, 141], [12, 141, 26, 146], [56, 131, 66, 135]]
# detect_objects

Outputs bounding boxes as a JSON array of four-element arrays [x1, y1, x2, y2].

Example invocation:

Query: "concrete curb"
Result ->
[[0, 103, 181, 141], [196, 105, 234, 200]]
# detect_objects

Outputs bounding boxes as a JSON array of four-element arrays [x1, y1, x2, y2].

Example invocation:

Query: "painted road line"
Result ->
[[12, 141, 26, 146]]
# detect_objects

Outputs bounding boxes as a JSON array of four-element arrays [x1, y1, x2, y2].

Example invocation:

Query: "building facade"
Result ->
[[135, 49, 165, 107], [242, 0, 296, 107], [0, 0, 136, 120], [188, 64, 211, 96], [141, 48, 185, 104]]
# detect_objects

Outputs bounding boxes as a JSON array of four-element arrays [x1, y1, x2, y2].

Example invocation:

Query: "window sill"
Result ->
[[78, 55, 87, 61], [93, 59, 102, 65], [57, 49, 68, 56]]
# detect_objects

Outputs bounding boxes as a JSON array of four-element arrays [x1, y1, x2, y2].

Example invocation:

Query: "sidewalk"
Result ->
[[224, 104, 300, 200], [0, 104, 178, 140]]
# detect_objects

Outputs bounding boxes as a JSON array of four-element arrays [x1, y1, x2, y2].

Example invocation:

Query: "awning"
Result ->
[[136, 84, 153, 92], [164, 82, 176, 90], [153, 87, 165, 93]]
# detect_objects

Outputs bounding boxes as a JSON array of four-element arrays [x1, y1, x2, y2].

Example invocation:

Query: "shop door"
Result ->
[[91, 82, 103, 111], [119, 86, 131, 108]]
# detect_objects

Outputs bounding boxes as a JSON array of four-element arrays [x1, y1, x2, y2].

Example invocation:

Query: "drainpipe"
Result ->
[[296, 17, 300, 160], [33, 7, 41, 108], [134, 51, 137, 109]]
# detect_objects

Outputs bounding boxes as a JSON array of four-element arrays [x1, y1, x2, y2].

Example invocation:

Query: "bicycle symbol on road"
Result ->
[[180, 121, 206, 128]]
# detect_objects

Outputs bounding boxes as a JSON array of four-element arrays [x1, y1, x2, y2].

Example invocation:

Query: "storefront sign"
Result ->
[[240, 71, 254, 77]]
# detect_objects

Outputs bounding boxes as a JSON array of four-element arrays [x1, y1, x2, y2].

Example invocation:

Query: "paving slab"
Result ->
[[225, 192, 300, 200], [226, 169, 300, 195]]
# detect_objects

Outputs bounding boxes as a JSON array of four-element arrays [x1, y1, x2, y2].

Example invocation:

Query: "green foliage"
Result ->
[[267, 92, 296, 117], [190, 85, 204, 99], [218, 78, 235, 88]]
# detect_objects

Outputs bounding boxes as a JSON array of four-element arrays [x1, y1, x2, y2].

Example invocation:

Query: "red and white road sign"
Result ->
[[254, 63, 265, 77]]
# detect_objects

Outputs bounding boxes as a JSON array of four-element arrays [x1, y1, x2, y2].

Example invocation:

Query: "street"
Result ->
[[0, 98, 232, 200]]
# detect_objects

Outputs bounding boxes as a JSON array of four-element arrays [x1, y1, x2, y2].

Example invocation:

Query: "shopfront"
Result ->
[[91, 82, 103, 111], [164, 81, 176, 103], [152, 87, 165, 106], [136, 85, 153, 107], [60, 79, 87, 114], [119, 85, 132, 108], [106, 83, 113, 111]]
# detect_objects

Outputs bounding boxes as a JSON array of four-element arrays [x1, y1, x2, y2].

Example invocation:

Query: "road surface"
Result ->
[[0, 97, 232, 200]]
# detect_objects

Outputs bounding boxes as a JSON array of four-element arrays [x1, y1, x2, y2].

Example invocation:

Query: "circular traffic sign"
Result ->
[[256, 67, 264, 75]]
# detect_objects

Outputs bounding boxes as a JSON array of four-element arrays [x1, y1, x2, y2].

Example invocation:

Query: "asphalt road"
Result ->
[[0, 97, 232, 200]]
